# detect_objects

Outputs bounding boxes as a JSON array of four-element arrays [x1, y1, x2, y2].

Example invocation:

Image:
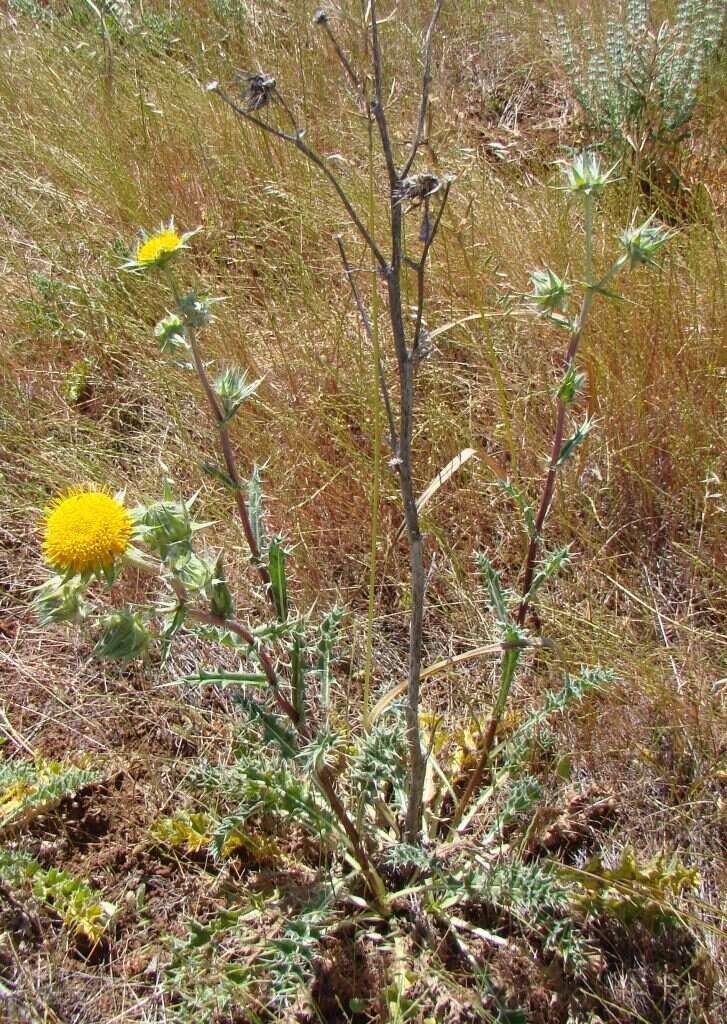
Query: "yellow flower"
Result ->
[[43, 489, 133, 575], [135, 228, 183, 265]]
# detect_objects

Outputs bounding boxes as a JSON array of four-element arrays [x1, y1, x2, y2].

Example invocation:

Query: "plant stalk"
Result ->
[[165, 271, 272, 601]]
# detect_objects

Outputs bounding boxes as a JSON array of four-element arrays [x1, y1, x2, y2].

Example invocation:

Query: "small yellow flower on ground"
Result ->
[[135, 228, 183, 266], [43, 489, 132, 575]]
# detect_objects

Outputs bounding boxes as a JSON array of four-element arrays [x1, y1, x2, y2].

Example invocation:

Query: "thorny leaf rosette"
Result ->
[[122, 220, 199, 272]]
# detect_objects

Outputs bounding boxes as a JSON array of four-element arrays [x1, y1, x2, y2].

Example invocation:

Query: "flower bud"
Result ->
[[135, 494, 197, 561], [178, 291, 216, 329], [94, 609, 150, 662], [213, 367, 261, 424], [154, 314, 188, 355], [33, 575, 87, 625], [557, 365, 586, 404], [559, 152, 617, 197], [619, 214, 672, 269], [529, 268, 570, 312]]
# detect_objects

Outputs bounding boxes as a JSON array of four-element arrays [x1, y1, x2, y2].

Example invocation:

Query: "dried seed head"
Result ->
[[394, 173, 441, 205], [235, 71, 277, 112]]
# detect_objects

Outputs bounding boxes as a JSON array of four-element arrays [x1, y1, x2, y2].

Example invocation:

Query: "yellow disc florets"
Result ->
[[43, 489, 133, 575], [135, 228, 183, 265]]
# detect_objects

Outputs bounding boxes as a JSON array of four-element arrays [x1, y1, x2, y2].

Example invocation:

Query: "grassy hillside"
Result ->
[[0, 1, 725, 1022]]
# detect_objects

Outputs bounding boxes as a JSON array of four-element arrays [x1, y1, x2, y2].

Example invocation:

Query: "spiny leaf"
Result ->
[[476, 554, 509, 622], [556, 416, 594, 466], [267, 536, 289, 622]]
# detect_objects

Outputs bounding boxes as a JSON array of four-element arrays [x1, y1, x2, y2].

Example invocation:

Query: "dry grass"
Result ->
[[0, 1, 725, 1021]]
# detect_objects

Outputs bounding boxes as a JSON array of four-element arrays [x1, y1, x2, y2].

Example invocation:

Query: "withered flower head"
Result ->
[[394, 173, 441, 206], [235, 71, 277, 112]]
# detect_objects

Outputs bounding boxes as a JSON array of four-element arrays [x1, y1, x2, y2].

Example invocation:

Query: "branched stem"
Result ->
[[211, 85, 387, 270], [401, 0, 443, 178], [516, 198, 624, 626], [163, 272, 385, 902], [454, 192, 627, 829], [212, 1, 446, 843]]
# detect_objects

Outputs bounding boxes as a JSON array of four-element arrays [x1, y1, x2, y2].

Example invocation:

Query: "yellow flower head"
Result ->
[[43, 488, 132, 576], [135, 228, 183, 266]]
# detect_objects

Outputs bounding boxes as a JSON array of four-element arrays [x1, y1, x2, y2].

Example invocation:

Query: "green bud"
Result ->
[[178, 291, 219, 329], [32, 575, 87, 625], [559, 151, 618, 196], [213, 367, 261, 425], [619, 213, 672, 269], [206, 552, 234, 620], [154, 314, 188, 355], [529, 268, 570, 313], [134, 491, 208, 562], [557, 365, 586, 403], [94, 609, 150, 661], [173, 551, 212, 590]]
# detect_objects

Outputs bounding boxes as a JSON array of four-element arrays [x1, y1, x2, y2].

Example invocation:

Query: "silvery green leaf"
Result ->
[[526, 545, 572, 602], [475, 553, 509, 622], [247, 464, 267, 551], [316, 606, 343, 709], [267, 536, 289, 622], [289, 626, 306, 726], [206, 552, 234, 620], [213, 367, 261, 425], [500, 479, 536, 539], [556, 416, 594, 466]]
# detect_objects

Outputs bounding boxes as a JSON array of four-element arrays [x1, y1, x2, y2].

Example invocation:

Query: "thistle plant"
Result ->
[[0, 849, 116, 947], [452, 151, 672, 827], [33, 217, 389, 907], [32, 7, 671, 931], [0, 757, 99, 835]]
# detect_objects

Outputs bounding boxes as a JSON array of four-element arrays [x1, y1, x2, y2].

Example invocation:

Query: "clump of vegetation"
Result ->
[[570, 846, 701, 926], [22, 4, 693, 1014], [0, 756, 99, 834], [0, 848, 116, 946], [556, 0, 726, 188]]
